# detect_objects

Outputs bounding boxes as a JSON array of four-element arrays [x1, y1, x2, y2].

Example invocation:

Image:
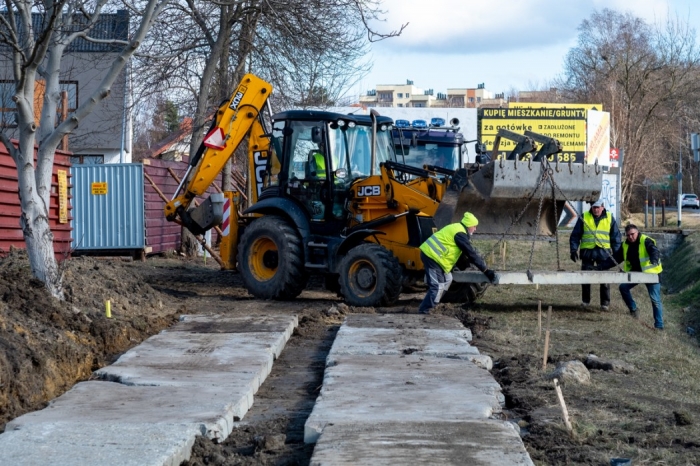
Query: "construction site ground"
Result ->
[[1, 229, 700, 465]]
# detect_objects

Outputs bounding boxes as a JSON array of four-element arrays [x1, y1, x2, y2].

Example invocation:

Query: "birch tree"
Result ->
[[0, 0, 169, 298]]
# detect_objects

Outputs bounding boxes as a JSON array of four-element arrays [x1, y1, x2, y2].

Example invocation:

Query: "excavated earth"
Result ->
[[1, 249, 699, 465]]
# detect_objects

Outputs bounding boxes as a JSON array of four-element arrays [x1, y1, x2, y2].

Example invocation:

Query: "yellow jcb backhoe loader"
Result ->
[[165, 74, 603, 307]]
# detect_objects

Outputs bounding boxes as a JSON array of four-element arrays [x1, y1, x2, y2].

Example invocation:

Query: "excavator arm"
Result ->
[[164, 74, 273, 234]]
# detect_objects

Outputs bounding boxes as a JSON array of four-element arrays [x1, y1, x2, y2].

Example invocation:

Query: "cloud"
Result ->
[[371, 0, 679, 55], [356, 0, 694, 95]]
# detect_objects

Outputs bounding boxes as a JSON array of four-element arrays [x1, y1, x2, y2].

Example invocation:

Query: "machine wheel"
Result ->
[[238, 216, 307, 300], [339, 243, 402, 307], [441, 282, 489, 306]]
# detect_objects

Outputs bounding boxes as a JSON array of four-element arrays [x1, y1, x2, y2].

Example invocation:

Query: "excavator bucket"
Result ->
[[434, 159, 603, 239]]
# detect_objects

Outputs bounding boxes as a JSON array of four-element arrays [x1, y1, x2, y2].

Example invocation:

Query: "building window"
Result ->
[[397, 93, 403, 98], [71, 154, 104, 165], [1, 80, 78, 127], [468, 97, 475, 103], [477, 97, 482, 103], [406, 93, 410, 98], [398, 104, 403, 107], [414, 103, 424, 107], [57, 81, 78, 122], [1, 81, 18, 127]]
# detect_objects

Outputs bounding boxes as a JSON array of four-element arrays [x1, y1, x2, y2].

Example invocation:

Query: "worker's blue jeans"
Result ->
[[619, 282, 664, 329], [419, 252, 452, 314]]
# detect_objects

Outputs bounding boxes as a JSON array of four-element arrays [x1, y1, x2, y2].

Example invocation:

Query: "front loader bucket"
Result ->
[[434, 160, 603, 239]]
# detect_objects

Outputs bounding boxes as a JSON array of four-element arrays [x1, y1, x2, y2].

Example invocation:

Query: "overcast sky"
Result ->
[[352, 0, 700, 98]]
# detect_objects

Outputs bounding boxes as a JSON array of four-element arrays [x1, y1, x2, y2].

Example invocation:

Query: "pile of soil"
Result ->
[[0, 250, 179, 430]]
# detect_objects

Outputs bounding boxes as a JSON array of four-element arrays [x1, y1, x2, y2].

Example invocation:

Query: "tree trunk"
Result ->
[[20, 193, 63, 299]]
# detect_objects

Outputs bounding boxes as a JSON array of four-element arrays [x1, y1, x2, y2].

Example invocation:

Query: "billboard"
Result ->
[[479, 103, 605, 164], [586, 110, 610, 165]]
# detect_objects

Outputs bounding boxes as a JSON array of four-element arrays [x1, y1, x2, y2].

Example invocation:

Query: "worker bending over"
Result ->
[[418, 212, 497, 314]]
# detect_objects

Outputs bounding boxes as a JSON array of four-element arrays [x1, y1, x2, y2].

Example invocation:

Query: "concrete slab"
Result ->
[[309, 421, 534, 466], [328, 326, 479, 358], [95, 331, 287, 390], [178, 314, 298, 341], [305, 314, 533, 465], [0, 314, 298, 465], [453, 270, 659, 285], [0, 421, 200, 466], [331, 315, 489, 368], [8, 380, 253, 441], [343, 314, 469, 331], [305, 354, 503, 443]]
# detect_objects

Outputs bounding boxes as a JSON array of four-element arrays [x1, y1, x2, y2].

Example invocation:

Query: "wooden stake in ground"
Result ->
[[542, 305, 552, 369], [538, 300, 542, 339], [553, 378, 573, 432], [501, 241, 507, 270]]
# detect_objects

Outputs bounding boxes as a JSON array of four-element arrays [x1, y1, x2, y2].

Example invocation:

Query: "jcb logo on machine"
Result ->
[[254, 151, 268, 198], [229, 86, 247, 110], [358, 185, 381, 197]]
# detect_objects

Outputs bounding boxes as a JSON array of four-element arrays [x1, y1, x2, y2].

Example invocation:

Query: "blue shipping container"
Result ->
[[71, 164, 145, 250]]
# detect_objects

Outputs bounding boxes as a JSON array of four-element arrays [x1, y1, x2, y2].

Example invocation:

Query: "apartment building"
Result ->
[[360, 81, 492, 108]]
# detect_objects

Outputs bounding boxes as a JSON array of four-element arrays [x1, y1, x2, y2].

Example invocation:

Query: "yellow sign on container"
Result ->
[[57, 170, 68, 223], [91, 182, 108, 195]]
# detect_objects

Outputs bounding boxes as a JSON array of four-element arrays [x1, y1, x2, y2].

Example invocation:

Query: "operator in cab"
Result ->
[[418, 212, 497, 314]]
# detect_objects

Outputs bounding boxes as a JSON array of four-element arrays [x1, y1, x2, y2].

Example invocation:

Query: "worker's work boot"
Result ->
[[630, 310, 639, 319], [601, 303, 610, 311]]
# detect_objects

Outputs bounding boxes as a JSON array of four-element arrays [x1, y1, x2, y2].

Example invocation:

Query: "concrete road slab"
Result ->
[[0, 314, 299, 465], [453, 270, 659, 284], [177, 314, 297, 342], [7, 381, 253, 440], [343, 314, 469, 332], [305, 354, 503, 443], [95, 331, 288, 390], [0, 421, 200, 466], [309, 421, 534, 466]]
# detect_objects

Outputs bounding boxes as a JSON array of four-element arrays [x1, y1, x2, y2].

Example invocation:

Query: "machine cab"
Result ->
[[262, 110, 395, 225]]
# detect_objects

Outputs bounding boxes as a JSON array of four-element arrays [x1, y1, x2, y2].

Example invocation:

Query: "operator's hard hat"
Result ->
[[592, 199, 604, 207], [461, 212, 479, 228]]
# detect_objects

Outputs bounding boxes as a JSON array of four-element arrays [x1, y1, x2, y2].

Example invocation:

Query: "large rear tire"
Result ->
[[339, 244, 402, 307], [238, 216, 307, 300]]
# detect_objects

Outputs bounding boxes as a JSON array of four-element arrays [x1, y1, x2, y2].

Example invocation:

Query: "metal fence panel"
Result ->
[[71, 164, 144, 250]]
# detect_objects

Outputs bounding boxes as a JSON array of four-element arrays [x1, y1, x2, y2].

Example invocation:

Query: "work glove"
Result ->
[[570, 251, 579, 263], [484, 269, 498, 284]]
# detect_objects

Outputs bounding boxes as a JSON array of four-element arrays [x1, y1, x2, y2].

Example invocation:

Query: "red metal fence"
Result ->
[[143, 158, 222, 255], [0, 143, 73, 259]]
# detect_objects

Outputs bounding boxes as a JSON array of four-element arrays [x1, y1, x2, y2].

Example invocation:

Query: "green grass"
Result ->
[[463, 230, 700, 465]]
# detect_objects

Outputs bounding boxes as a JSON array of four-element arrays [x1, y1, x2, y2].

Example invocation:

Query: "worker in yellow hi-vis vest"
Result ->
[[611, 224, 664, 330], [569, 198, 621, 310], [418, 212, 497, 314]]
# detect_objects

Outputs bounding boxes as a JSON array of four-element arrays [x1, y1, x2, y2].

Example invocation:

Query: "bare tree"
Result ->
[[133, 0, 405, 153], [556, 9, 700, 212], [0, 0, 169, 297]]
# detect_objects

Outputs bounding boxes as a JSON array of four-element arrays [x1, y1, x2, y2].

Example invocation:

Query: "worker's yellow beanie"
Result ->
[[462, 212, 478, 227]]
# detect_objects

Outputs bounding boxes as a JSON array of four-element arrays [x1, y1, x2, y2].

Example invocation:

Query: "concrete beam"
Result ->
[[453, 270, 659, 285]]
